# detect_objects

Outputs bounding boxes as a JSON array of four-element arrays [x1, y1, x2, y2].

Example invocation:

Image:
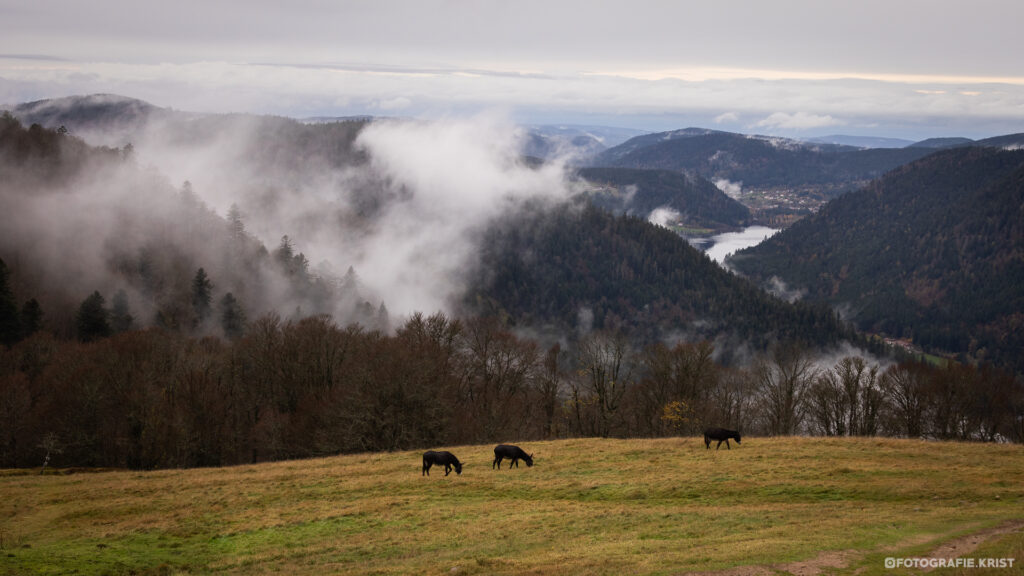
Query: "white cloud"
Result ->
[[706, 226, 778, 265], [754, 112, 845, 131], [351, 115, 574, 315], [714, 112, 739, 124], [647, 206, 681, 228], [713, 179, 742, 199], [373, 96, 412, 111], [3, 57, 1024, 140], [766, 276, 807, 303]]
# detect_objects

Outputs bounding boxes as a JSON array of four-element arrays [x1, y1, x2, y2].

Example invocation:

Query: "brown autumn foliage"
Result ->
[[0, 312, 1021, 470]]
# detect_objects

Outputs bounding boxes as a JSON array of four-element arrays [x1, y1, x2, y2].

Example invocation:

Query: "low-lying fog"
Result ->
[[690, 226, 779, 264]]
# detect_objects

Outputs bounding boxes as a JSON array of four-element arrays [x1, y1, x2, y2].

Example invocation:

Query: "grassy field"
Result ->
[[2, 436, 1022, 575]]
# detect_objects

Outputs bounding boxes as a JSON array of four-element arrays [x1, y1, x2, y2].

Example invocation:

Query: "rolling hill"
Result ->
[[591, 128, 934, 195], [908, 136, 976, 149], [805, 134, 915, 148], [4, 436, 1022, 575]]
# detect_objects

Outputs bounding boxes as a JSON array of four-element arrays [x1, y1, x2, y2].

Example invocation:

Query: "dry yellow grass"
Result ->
[[2, 436, 1022, 575]]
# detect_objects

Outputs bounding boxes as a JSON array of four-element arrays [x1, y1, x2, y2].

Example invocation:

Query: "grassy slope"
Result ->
[[2, 437, 1021, 575]]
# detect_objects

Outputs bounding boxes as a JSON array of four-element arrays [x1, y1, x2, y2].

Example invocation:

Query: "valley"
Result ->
[[1, 97, 1022, 470], [2, 5, 1023, 575]]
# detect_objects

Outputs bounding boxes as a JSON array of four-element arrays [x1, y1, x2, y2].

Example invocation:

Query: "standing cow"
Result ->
[[703, 428, 741, 450], [422, 450, 463, 476], [492, 444, 534, 469]]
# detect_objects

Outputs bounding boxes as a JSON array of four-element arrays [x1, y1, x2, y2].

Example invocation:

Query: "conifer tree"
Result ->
[[275, 236, 294, 267], [110, 289, 134, 333], [227, 203, 246, 242], [76, 291, 111, 342], [191, 268, 213, 327], [219, 292, 246, 339], [0, 258, 20, 346], [20, 298, 43, 337]]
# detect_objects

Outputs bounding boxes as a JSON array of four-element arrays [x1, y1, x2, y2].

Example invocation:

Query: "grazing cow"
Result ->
[[703, 427, 741, 450], [422, 450, 463, 476], [493, 444, 534, 469]]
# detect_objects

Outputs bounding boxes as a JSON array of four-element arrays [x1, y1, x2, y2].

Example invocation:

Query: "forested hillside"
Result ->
[[0, 112, 381, 340], [730, 146, 1024, 373], [464, 202, 851, 351], [576, 167, 751, 232]]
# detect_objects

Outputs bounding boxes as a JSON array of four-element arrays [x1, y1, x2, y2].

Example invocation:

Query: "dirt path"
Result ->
[[681, 520, 1024, 576], [919, 520, 1024, 572]]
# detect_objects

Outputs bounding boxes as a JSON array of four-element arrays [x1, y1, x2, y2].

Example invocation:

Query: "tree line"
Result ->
[[2, 310, 1021, 470]]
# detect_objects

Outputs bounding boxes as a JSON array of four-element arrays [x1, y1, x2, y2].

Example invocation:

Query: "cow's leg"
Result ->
[[493, 456, 499, 469], [725, 439, 731, 449], [705, 437, 711, 449], [716, 440, 722, 450], [423, 461, 431, 476], [445, 464, 452, 476]]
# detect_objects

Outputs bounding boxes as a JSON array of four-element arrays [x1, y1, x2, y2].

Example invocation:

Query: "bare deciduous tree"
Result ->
[[575, 332, 633, 437], [755, 345, 816, 436]]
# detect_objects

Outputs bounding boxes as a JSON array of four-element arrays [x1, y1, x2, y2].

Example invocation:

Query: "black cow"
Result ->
[[422, 450, 463, 476], [703, 427, 741, 450], [493, 444, 534, 469]]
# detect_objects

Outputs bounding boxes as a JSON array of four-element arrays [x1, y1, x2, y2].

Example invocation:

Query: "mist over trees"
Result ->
[[0, 113, 386, 341], [1, 107, 1022, 471]]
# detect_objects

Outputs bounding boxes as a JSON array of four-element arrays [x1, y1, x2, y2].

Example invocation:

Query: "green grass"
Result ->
[[669, 224, 716, 236], [2, 437, 1022, 575]]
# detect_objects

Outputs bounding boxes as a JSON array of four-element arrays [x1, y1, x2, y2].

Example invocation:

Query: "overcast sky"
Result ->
[[3, 0, 1024, 139]]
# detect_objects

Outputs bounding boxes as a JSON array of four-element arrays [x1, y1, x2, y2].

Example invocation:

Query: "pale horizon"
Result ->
[[3, 0, 1024, 140]]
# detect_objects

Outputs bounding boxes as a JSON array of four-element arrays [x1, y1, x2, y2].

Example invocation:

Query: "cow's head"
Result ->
[[524, 453, 534, 467], [454, 461, 463, 475]]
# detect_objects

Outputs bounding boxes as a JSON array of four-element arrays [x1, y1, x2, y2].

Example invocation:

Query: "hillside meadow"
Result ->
[[1, 437, 1022, 575]]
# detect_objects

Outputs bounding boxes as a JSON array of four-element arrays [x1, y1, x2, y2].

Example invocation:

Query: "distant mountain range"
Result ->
[[590, 128, 935, 197], [589, 127, 1024, 199], [907, 137, 977, 149], [805, 135, 915, 149], [3, 94, 645, 163], [527, 124, 649, 147], [729, 146, 1024, 373]]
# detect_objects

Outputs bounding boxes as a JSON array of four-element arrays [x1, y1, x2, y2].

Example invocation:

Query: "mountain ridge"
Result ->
[[591, 128, 936, 195]]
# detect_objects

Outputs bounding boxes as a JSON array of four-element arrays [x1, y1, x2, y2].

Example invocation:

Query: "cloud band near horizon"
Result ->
[[3, 56, 1023, 140]]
